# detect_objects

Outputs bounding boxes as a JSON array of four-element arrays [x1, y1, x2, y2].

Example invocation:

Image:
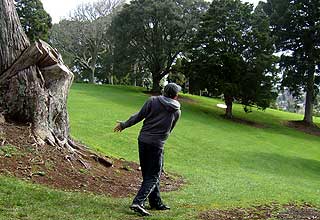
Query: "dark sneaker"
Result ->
[[150, 204, 170, 210], [130, 204, 151, 216]]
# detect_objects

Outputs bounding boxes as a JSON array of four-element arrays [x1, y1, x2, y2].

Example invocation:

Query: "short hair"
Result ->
[[163, 83, 181, 98]]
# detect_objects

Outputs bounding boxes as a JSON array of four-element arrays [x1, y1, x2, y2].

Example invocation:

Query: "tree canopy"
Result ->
[[50, 0, 124, 83], [30, 0, 320, 121], [15, 0, 52, 42], [263, 0, 320, 124], [185, 0, 277, 118], [111, 0, 208, 92]]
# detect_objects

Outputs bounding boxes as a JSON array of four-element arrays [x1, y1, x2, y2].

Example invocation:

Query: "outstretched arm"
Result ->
[[114, 98, 152, 132]]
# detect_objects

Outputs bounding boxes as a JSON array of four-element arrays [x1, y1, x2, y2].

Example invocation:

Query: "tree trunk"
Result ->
[[151, 73, 162, 93], [0, 0, 29, 73], [133, 62, 137, 87], [303, 69, 315, 124], [109, 62, 114, 85], [224, 94, 233, 119], [89, 67, 95, 84], [0, 0, 113, 169], [0, 0, 72, 146], [108, 73, 114, 85]]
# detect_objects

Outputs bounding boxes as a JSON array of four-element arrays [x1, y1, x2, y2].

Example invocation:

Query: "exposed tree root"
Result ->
[[26, 119, 113, 170]]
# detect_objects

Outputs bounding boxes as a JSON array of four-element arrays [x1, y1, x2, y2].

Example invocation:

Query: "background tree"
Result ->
[[167, 58, 188, 92], [15, 0, 52, 41], [186, 0, 277, 118], [50, 0, 124, 84], [263, 0, 320, 124], [111, 0, 208, 92]]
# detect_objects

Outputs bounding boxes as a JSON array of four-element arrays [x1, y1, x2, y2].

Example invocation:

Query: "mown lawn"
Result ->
[[0, 83, 319, 220]]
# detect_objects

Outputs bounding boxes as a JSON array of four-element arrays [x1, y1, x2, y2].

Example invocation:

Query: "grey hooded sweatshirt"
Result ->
[[120, 96, 181, 146]]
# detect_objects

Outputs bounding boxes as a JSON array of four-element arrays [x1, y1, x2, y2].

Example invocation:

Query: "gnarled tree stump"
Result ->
[[1, 39, 74, 145], [0, 0, 112, 168]]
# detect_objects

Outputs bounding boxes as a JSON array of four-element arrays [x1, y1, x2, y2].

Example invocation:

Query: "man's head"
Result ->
[[163, 83, 181, 99]]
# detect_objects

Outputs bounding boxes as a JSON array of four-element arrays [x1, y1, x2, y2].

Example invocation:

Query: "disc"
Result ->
[[216, 103, 227, 109]]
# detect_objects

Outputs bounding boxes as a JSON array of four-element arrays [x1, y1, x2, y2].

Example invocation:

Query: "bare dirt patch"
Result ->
[[0, 121, 184, 197], [178, 96, 198, 104], [199, 202, 320, 220], [285, 120, 320, 137]]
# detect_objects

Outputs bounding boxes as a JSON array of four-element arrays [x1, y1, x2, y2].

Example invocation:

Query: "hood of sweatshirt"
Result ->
[[158, 96, 180, 112]]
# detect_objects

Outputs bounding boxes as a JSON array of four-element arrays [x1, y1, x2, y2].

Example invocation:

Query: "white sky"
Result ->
[[41, 0, 264, 24]]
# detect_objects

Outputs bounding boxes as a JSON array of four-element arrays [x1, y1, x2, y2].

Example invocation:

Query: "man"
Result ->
[[114, 83, 181, 216]]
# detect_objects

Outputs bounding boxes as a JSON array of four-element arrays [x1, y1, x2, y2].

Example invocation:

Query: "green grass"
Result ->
[[0, 145, 20, 158], [1, 83, 319, 220], [0, 177, 133, 220]]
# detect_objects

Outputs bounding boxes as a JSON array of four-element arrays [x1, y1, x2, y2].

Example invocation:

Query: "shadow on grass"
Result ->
[[183, 101, 320, 144], [237, 151, 320, 179]]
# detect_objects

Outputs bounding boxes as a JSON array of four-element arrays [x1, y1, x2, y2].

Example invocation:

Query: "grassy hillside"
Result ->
[[69, 84, 320, 216], [1, 83, 319, 220]]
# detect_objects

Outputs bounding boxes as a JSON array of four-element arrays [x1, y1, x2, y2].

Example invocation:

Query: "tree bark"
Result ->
[[224, 94, 233, 119], [89, 67, 96, 84], [109, 60, 114, 85], [0, 0, 73, 145], [303, 69, 315, 124], [107, 73, 114, 85], [0, 0, 29, 73], [133, 62, 137, 87], [151, 73, 162, 93], [0, 0, 114, 169]]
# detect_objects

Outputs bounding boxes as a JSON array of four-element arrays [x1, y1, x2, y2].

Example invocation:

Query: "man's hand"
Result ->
[[114, 121, 123, 132]]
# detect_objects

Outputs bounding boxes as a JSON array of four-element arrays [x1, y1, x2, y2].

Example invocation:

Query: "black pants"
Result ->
[[132, 141, 164, 206]]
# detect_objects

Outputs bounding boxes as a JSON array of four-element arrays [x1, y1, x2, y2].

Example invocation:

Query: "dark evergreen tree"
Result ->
[[186, 0, 277, 118], [15, 0, 52, 42], [263, 0, 320, 124]]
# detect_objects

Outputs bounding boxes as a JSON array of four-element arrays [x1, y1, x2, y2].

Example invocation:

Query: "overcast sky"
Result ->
[[41, 0, 264, 24]]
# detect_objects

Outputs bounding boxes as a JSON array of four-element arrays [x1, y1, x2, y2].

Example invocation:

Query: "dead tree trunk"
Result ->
[[0, 0, 114, 169], [0, 0, 113, 169], [0, 0, 73, 146]]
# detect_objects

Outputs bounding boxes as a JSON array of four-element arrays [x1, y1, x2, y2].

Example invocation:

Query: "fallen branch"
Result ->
[[91, 154, 113, 168]]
